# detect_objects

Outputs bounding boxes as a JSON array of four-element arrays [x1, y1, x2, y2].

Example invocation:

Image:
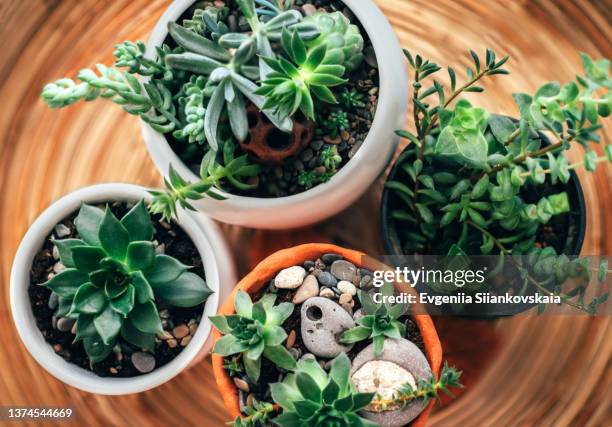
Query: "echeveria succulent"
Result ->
[[341, 283, 407, 357], [211, 291, 296, 381], [270, 353, 377, 427], [256, 28, 347, 120], [302, 11, 364, 71], [44, 201, 212, 363]]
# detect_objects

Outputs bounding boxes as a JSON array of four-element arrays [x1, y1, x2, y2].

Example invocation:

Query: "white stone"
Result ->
[[337, 280, 357, 295], [352, 360, 416, 406], [293, 275, 319, 304], [274, 266, 307, 289], [54, 224, 71, 238]]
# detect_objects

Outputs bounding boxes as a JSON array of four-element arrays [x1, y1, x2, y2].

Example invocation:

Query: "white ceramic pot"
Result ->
[[142, 0, 407, 229], [10, 183, 236, 395]]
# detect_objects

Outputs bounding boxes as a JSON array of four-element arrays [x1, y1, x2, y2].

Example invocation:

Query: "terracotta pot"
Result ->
[[212, 243, 442, 426]]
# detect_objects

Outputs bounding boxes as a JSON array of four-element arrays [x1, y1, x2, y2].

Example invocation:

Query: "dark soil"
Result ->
[[165, 0, 379, 198], [223, 253, 425, 411], [28, 201, 205, 377]]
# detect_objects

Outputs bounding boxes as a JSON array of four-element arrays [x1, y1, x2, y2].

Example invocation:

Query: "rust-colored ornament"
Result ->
[[239, 105, 315, 164]]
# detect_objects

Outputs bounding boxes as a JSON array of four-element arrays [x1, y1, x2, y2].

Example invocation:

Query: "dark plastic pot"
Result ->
[[380, 129, 586, 318]]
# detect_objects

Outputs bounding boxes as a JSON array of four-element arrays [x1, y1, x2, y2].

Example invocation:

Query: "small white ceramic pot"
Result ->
[[141, 0, 407, 229], [10, 183, 236, 395]]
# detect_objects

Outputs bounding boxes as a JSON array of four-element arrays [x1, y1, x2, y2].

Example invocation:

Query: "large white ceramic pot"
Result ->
[[141, 0, 407, 229], [10, 183, 236, 395]]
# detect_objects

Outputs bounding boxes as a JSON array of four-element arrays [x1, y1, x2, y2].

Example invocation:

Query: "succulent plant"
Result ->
[[320, 145, 343, 172], [210, 290, 297, 381], [301, 11, 364, 71], [165, 20, 292, 150], [341, 283, 408, 357], [183, 7, 230, 41], [322, 110, 350, 137], [44, 201, 212, 363], [339, 88, 366, 109], [388, 48, 611, 313], [256, 29, 347, 120], [270, 353, 377, 426], [255, 0, 295, 17]]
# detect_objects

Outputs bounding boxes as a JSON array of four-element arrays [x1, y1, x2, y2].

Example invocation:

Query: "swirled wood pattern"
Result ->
[[0, 0, 610, 426]]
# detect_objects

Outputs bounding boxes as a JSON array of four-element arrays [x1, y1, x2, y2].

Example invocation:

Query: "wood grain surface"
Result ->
[[0, 0, 610, 426]]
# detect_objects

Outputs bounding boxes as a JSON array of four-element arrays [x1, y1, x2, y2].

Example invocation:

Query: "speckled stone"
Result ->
[[317, 271, 338, 287], [351, 338, 432, 427], [300, 297, 355, 358], [330, 260, 357, 281]]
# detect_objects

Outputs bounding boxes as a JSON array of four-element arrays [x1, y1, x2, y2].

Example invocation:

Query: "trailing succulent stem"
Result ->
[[388, 49, 611, 314], [44, 201, 211, 363], [369, 363, 462, 412], [210, 290, 296, 382]]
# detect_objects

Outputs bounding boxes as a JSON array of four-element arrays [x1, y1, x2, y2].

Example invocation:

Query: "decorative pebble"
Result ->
[[300, 297, 355, 358], [353, 309, 364, 321], [360, 275, 373, 289], [303, 260, 315, 270], [292, 275, 319, 304], [338, 281, 357, 296], [189, 323, 198, 336], [131, 352, 156, 374], [286, 330, 297, 349], [330, 260, 357, 281], [109, 367, 118, 374], [155, 243, 166, 254], [53, 262, 65, 274], [48, 293, 58, 310], [321, 253, 343, 264], [173, 324, 189, 339], [341, 303, 353, 314], [302, 3, 317, 15], [319, 287, 335, 298], [317, 271, 338, 287], [339, 293, 354, 306], [351, 339, 432, 426], [180, 336, 192, 347], [289, 347, 301, 360], [167, 339, 178, 349], [300, 353, 316, 362], [54, 224, 71, 238], [52, 245, 59, 260], [56, 317, 75, 332], [274, 266, 307, 289], [233, 377, 250, 393]]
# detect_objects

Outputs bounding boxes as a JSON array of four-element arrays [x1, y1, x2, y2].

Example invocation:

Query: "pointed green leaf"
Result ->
[[120, 200, 154, 242], [155, 272, 212, 307], [72, 282, 106, 314], [110, 284, 135, 316], [129, 301, 163, 334], [83, 335, 113, 364], [43, 269, 88, 298], [71, 246, 105, 272], [263, 345, 296, 370], [75, 204, 104, 246], [131, 270, 155, 304], [126, 241, 156, 271], [53, 239, 84, 268], [296, 372, 321, 402], [145, 254, 189, 286], [94, 305, 123, 345], [121, 318, 155, 351], [99, 208, 130, 260]]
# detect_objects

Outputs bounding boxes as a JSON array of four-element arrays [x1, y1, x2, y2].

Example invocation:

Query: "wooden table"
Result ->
[[0, 0, 610, 425]]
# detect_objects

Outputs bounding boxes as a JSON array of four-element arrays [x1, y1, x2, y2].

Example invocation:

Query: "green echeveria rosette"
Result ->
[[302, 12, 365, 71], [43, 200, 212, 364]]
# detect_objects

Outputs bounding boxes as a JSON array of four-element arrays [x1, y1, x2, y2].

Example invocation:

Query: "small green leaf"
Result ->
[[126, 241, 156, 271], [121, 200, 154, 242], [53, 239, 84, 268], [121, 318, 155, 351], [75, 204, 104, 246], [93, 305, 123, 345], [155, 272, 212, 307], [99, 208, 130, 260], [131, 271, 155, 304], [83, 335, 113, 364], [71, 246, 105, 272], [110, 284, 135, 316], [296, 372, 321, 403], [340, 326, 371, 343], [234, 290, 253, 317], [145, 255, 189, 286], [263, 345, 296, 370], [73, 314, 97, 342], [72, 282, 106, 314], [129, 301, 163, 334], [43, 269, 88, 298], [244, 356, 261, 382]]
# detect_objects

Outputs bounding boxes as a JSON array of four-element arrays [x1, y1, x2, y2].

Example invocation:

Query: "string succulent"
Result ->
[[183, 7, 230, 41], [256, 28, 347, 120], [270, 353, 378, 427], [44, 201, 212, 364], [341, 283, 408, 357], [387, 49, 611, 313], [210, 290, 297, 382], [369, 363, 462, 412]]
